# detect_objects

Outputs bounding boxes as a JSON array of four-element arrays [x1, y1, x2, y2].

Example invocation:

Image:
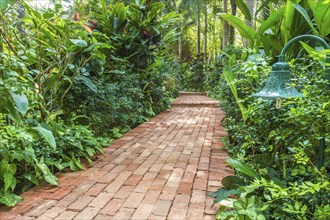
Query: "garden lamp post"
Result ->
[[252, 34, 330, 168]]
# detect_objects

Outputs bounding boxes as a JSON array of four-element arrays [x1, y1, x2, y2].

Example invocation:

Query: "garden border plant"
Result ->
[[207, 49, 330, 219], [0, 0, 181, 207]]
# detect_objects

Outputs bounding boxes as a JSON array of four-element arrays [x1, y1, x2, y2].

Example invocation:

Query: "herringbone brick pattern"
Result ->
[[0, 93, 233, 220]]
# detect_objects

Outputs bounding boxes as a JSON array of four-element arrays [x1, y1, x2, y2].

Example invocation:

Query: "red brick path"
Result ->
[[0, 93, 233, 220]]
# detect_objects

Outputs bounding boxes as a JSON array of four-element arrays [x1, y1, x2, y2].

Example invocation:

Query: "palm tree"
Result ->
[[229, 0, 236, 44], [204, 2, 207, 60], [222, 0, 229, 48]]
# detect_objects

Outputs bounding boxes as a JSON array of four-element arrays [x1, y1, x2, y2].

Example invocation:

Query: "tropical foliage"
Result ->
[[0, 0, 180, 206], [1, 2, 330, 220]]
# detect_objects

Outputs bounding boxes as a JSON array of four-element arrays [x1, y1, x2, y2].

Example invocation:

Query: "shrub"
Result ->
[[209, 56, 330, 219]]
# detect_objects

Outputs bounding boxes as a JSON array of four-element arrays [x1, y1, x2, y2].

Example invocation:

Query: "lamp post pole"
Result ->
[[252, 34, 330, 168], [279, 35, 330, 80]]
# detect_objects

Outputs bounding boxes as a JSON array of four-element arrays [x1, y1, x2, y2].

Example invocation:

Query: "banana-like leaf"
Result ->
[[235, 0, 252, 21], [281, 0, 296, 43], [223, 68, 248, 122], [0, 0, 15, 11], [300, 41, 317, 55], [313, 0, 330, 37], [258, 7, 285, 35], [220, 14, 256, 48], [289, 0, 319, 35], [308, 0, 317, 11]]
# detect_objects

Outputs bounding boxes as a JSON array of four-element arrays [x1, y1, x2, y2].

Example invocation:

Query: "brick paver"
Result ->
[[0, 93, 233, 220]]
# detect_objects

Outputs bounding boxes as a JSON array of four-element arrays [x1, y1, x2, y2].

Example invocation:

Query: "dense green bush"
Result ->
[[62, 1, 180, 136], [64, 74, 152, 136], [208, 54, 330, 219], [180, 55, 206, 91], [0, 2, 110, 206]]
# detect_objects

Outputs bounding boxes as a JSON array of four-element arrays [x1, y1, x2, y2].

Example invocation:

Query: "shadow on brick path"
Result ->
[[0, 92, 233, 220]]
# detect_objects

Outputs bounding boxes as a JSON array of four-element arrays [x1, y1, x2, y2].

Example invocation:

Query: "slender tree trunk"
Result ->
[[229, 0, 236, 45], [245, 0, 254, 27], [203, 2, 207, 61], [178, 28, 182, 61], [244, 0, 254, 47], [222, 0, 229, 49], [197, 4, 201, 56], [213, 12, 217, 59]]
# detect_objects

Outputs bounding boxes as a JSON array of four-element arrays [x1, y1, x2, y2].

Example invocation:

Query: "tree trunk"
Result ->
[[244, 0, 254, 47], [229, 0, 236, 45], [203, 2, 207, 61], [222, 0, 229, 49], [197, 4, 201, 56], [178, 28, 182, 61], [245, 0, 254, 27]]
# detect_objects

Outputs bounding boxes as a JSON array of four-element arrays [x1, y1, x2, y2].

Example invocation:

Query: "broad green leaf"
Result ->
[[289, 0, 319, 35], [11, 93, 29, 115], [3, 172, 15, 192], [210, 188, 239, 206], [36, 163, 58, 185], [226, 158, 260, 179], [33, 126, 56, 150], [223, 68, 248, 122], [281, 0, 296, 43], [0, 194, 22, 207], [100, 0, 107, 15], [222, 175, 246, 190], [76, 76, 97, 92], [220, 14, 256, 48], [308, 0, 317, 12], [0, 163, 16, 174], [83, 43, 113, 52], [43, 12, 54, 19], [70, 39, 88, 47], [162, 11, 179, 25], [0, 0, 15, 11], [23, 173, 39, 185], [163, 29, 180, 44], [313, 0, 330, 37], [235, 0, 252, 21], [300, 41, 317, 55], [149, 2, 165, 21], [258, 7, 285, 35]]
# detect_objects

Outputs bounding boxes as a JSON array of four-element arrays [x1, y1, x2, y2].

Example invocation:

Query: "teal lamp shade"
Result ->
[[252, 62, 303, 99]]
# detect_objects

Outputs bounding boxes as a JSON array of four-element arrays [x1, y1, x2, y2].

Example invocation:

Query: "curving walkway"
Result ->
[[0, 93, 233, 220]]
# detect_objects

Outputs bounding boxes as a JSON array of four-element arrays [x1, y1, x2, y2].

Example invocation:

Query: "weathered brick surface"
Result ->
[[0, 94, 233, 220]]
